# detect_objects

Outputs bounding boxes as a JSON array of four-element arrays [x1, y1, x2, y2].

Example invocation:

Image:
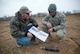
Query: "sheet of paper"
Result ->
[[28, 26, 49, 42]]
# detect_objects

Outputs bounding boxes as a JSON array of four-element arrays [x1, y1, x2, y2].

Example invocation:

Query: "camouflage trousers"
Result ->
[[42, 25, 66, 39]]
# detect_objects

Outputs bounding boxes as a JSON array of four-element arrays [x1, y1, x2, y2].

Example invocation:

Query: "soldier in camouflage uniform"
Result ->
[[42, 4, 66, 41], [10, 6, 39, 47]]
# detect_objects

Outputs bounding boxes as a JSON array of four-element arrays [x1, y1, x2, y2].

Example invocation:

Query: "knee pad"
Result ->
[[56, 30, 65, 39]]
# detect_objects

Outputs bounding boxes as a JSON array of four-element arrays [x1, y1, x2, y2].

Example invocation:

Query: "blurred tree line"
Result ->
[[0, 10, 80, 21]]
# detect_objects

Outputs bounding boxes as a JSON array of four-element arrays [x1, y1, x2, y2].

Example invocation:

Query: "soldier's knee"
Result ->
[[42, 25, 50, 34], [56, 30, 66, 39]]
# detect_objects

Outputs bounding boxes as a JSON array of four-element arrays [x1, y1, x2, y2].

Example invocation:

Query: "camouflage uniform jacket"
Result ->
[[10, 12, 38, 38], [42, 12, 66, 32]]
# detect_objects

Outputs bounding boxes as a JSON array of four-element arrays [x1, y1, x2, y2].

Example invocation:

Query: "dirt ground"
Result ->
[[0, 14, 80, 54]]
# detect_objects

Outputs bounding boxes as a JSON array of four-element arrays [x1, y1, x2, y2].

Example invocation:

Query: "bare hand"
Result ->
[[27, 32, 33, 38], [46, 21, 52, 29], [37, 26, 41, 30], [48, 28, 53, 32]]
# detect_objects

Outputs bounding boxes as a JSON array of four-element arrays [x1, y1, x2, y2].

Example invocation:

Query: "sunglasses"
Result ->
[[26, 13, 29, 15]]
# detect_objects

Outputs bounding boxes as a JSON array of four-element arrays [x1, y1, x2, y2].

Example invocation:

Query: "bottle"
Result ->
[[41, 46, 60, 52]]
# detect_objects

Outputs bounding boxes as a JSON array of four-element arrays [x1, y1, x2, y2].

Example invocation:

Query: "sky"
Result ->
[[0, 0, 80, 17]]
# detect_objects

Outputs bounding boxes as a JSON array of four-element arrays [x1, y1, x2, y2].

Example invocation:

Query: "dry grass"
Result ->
[[0, 14, 80, 54]]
